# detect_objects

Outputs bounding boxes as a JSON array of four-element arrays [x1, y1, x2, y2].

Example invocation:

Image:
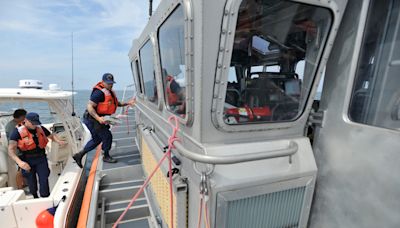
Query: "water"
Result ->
[[0, 89, 135, 124]]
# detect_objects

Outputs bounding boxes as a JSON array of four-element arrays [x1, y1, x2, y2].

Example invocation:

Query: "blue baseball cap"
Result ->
[[102, 73, 116, 84], [26, 112, 41, 125]]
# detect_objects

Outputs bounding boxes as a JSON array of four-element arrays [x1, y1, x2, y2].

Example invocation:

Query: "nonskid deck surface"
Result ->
[[96, 110, 152, 227]]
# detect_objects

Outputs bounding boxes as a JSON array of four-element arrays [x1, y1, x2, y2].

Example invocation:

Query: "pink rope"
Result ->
[[197, 196, 203, 228], [112, 115, 179, 228]]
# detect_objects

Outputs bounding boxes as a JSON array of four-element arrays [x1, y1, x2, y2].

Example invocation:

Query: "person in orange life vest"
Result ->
[[166, 75, 185, 114], [8, 112, 66, 198], [73, 73, 135, 168]]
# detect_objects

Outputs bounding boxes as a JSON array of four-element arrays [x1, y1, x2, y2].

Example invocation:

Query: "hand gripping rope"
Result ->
[[112, 115, 180, 228], [113, 101, 132, 134]]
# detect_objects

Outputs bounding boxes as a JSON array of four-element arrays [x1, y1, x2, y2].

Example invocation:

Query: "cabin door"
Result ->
[[310, 0, 400, 227]]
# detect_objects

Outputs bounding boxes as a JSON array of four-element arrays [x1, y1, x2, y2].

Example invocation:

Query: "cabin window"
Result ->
[[139, 39, 158, 103], [223, 0, 331, 125], [131, 60, 142, 94], [348, 0, 400, 131], [158, 5, 186, 116]]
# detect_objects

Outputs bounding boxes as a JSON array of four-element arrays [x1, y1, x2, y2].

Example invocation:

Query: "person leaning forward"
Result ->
[[8, 112, 66, 198], [73, 73, 135, 168]]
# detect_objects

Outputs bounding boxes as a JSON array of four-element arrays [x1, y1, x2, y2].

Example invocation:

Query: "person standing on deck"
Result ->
[[73, 73, 135, 168], [8, 112, 66, 198]]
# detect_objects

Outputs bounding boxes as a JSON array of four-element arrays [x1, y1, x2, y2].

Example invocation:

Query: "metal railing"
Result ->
[[119, 84, 135, 116], [136, 104, 298, 165]]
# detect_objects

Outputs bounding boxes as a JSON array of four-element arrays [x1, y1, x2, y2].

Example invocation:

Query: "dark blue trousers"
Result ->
[[22, 156, 50, 198], [82, 117, 113, 157]]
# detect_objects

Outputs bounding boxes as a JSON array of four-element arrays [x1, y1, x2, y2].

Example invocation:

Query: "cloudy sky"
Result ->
[[0, 0, 160, 90]]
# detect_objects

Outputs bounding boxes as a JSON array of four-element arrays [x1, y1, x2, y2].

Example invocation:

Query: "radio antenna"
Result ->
[[149, 0, 153, 18], [71, 32, 76, 116]]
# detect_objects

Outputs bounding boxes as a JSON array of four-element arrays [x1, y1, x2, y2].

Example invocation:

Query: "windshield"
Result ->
[[223, 0, 331, 125]]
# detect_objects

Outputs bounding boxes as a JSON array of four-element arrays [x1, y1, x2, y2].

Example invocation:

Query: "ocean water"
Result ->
[[0, 89, 135, 124]]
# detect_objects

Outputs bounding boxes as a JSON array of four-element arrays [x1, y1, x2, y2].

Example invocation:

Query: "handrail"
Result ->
[[119, 84, 135, 116], [173, 140, 297, 165], [145, 127, 297, 165], [136, 103, 298, 165]]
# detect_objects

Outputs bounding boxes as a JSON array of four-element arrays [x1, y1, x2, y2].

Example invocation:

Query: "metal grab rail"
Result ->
[[136, 103, 298, 165], [119, 84, 135, 116], [173, 140, 297, 165], [145, 123, 297, 165]]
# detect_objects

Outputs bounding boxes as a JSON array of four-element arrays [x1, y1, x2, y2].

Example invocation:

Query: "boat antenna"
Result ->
[[71, 32, 76, 116], [149, 0, 153, 18]]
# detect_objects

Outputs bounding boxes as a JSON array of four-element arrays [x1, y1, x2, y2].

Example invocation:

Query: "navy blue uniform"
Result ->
[[10, 126, 51, 198], [81, 89, 113, 157]]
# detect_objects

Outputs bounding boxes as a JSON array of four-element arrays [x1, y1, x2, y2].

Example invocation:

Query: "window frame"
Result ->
[[211, 0, 336, 132], [130, 58, 144, 97], [346, 0, 399, 131], [155, 2, 194, 125]]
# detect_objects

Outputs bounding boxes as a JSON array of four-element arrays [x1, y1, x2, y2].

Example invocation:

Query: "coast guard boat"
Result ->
[[1, 0, 400, 227], [76, 0, 400, 227], [86, 0, 398, 227]]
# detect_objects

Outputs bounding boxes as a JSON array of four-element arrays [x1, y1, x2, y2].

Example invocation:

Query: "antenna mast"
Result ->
[[149, 0, 153, 18], [71, 32, 76, 116]]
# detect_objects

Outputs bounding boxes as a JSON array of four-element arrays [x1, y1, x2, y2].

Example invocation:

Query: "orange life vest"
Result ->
[[166, 75, 180, 106], [93, 82, 118, 115], [17, 126, 49, 152]]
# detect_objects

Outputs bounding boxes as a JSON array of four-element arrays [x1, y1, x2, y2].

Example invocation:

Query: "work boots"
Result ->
[[102, 150, 117, 163], [103, 155, 117, 163], [72, 152, 83, 168]]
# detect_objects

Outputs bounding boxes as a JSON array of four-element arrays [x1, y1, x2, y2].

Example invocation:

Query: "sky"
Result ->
[[0, 0, 160, 90]]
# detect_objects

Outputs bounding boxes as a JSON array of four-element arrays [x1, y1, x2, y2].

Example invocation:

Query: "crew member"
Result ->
[[73, 73, 135, 168], [8, 112, 66, 198], [5, 109, 27, 140], [166, 75, 185, 114]]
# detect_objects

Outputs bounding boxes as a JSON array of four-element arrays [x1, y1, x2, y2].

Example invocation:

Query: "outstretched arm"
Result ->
[[48, 134, 67, 146], [118, 98, 136, 107]]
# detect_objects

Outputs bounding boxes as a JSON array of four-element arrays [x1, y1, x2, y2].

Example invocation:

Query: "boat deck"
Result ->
[[92, 110, 153, 228]]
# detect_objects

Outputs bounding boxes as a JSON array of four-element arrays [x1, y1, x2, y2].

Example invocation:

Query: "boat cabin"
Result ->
[[126, 0, 400, 227]]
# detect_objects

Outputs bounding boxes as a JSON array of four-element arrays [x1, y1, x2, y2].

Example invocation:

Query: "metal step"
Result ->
[[102, 157, 141, 170], [101, 165, 143, 184], [112, 131, 137, 139], [105, 217, 151, 228], [110, 145, 138, 154], [113, 137, 136, 146], [113, 153, 140, 160], [100, 179, 144, 191], [105, 198, 147, 211], [112, 127, 137, 134], [104, 204, 150, 224], [99, 184, 144, 202]]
